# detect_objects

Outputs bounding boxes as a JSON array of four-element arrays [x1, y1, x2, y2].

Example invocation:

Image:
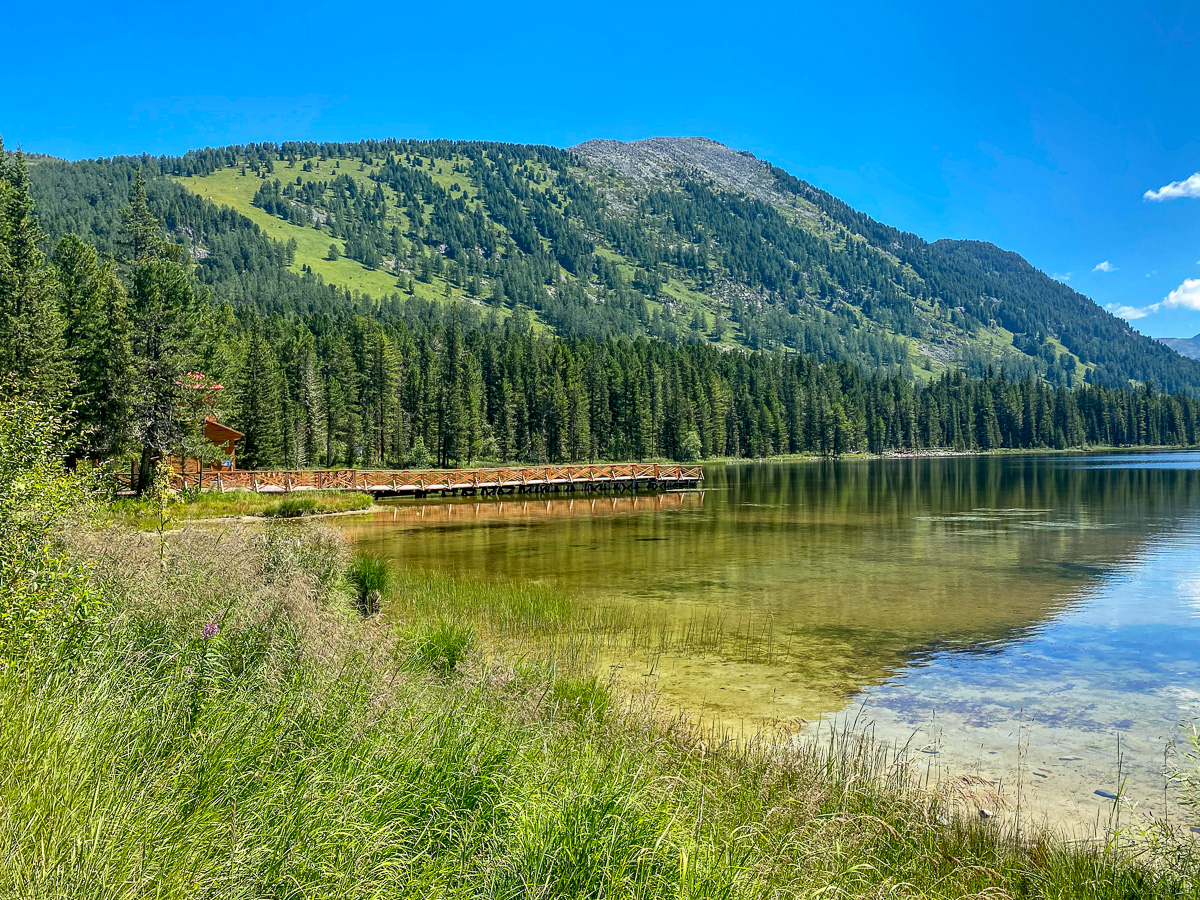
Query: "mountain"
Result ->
[[1161, 334, 1200, 360], [26, 136, 1200, 393]]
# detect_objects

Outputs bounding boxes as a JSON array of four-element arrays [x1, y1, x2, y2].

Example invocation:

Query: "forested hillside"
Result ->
[[0, 141, 1196, 481], [26, 136, 1200, 395]]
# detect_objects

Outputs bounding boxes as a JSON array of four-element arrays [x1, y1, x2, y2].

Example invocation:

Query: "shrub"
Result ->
[[677, 427, 703, 462], [347, 552, 391, 615], [405, 621, 474, 675], [0, 393, 101, 666], [262, 495, 318, 518]]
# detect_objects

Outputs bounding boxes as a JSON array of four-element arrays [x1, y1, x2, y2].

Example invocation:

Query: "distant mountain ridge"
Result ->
[[25, 135, 1200, 393], [1160, 334, 1200, 360]]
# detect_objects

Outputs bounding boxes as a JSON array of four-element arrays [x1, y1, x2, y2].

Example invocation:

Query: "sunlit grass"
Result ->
[[400, 620, 476, 675], [107, 489, 374, 528], [0, 521, 1195, 898], [346, 551, 391, 615]]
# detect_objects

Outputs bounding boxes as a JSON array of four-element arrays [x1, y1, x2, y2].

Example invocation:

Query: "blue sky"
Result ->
[[5, 0, 1200, 338]]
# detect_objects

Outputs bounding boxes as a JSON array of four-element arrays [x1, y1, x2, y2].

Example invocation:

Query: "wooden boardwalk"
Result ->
[[162, 463, 703, 497]]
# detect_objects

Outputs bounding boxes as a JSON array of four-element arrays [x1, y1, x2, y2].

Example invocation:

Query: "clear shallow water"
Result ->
[[344, 451, 1200, 830]]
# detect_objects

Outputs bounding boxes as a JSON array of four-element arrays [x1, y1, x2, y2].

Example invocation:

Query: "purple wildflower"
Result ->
[[201, 620, 219, 640]]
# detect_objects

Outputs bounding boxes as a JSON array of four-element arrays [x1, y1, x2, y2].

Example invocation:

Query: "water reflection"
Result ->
[[346, 453, 1200, 715], [846, 519, 1200, 830], [372, 490, 704, 527], [344, 452, 1200, 825]]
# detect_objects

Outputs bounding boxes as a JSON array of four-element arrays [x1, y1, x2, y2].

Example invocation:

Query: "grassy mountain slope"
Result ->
[[176, 165, 405, 298], [27, 136, 1200, 393]]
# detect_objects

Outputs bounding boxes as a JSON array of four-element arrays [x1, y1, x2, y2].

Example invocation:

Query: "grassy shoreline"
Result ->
[[107, 489, 376, 528], [2, 510, 1197, 898]]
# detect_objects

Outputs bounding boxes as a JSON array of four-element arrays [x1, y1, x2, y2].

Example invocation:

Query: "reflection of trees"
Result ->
[[350, 457, 1200, 718], [376, 490, 704, 525], [716, 456, 1200, 527], [696, 457, 1200, 675]]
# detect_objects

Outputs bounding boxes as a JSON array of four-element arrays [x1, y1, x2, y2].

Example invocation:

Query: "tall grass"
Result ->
[[388, 567, 571, 633], [108, 489, 374, 528], [0, 521, 1196, 898], [347, 551, 391, 615], [260, 494, 319, 517], [402, 620, 476, 674]]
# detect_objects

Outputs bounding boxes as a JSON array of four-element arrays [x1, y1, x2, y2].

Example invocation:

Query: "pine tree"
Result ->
[[438, 321, 467, 466], [234, 319, 284, 469], [53, 235, 133, 461], [320, 331, 357, 466], [363, 328, 402, 465], [294, 331, 326, 467], [116, 176, 199, 493], [128, 255, 198, 490], [119, 169, 164, 266], [0, 145, 70, 403]]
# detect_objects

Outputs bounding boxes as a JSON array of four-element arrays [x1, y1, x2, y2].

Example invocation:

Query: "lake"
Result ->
[[343, 451, 1200, 833]]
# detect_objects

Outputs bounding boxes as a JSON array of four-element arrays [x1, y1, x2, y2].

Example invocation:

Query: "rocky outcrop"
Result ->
[[573, 137, 794, 203]]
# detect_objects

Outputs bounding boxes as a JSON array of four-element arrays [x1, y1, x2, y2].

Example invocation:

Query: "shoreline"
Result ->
[[14, 499, 1196, 895], [699, 444, 1198, 465]]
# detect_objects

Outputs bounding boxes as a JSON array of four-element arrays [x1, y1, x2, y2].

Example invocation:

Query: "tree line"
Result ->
[[2, 146, 1198, 491]]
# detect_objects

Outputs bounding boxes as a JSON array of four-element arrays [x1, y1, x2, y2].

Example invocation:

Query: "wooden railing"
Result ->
[[118, 463, 704, 495]]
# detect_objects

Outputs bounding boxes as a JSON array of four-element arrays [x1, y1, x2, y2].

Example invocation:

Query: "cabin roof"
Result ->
[[204, 418, 244, 442]]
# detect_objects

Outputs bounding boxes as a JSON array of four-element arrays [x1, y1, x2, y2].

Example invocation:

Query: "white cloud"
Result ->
[[1144, 172, 1200, 201], [1051, 272, 1071, 282], [1108, 304, 1152, 320], [1162, 277, 1200, 311], [1094, 260, 1117, 273], [1103, 277, 1200, 321]]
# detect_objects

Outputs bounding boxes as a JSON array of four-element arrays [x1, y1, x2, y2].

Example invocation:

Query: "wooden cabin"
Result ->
[[172, 418, 244, 479], [202, 418, 243, 471]]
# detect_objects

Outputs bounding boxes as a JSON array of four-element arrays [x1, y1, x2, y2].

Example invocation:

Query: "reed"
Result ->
[[346, 551, 391, 615], [1, 520, 1196, 898]]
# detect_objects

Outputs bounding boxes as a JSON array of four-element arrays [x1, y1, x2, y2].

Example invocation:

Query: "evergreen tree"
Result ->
[[0, 145, 70, 403], [294, 331, 326, 467], [119, 169, 164, 266], [234, 319, 284, 469], [52, 235, 133, 461], [119, 178, 198, 493], [128, 255, 198, 490]]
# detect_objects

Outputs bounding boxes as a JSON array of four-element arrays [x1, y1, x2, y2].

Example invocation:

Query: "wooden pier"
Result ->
[[158, 463, 703, 498]]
